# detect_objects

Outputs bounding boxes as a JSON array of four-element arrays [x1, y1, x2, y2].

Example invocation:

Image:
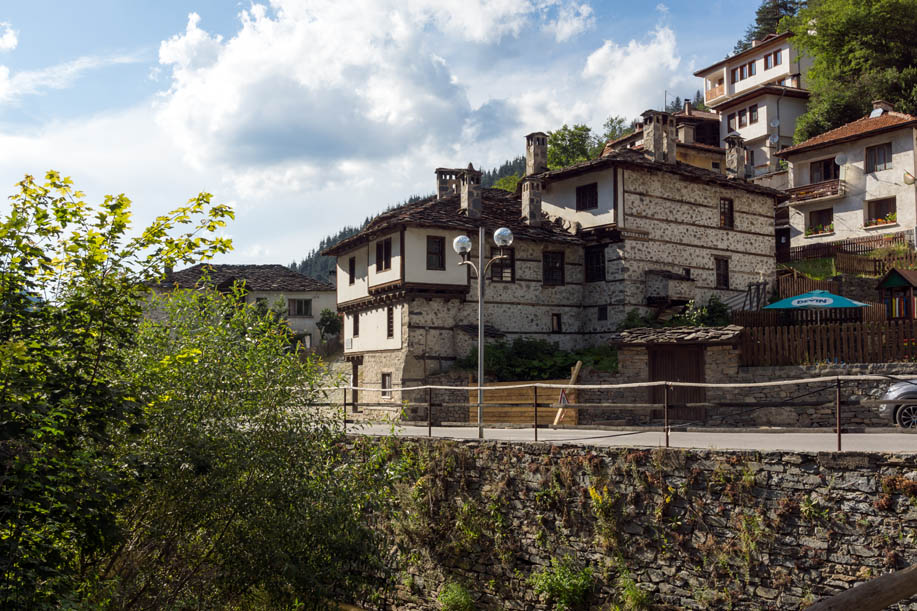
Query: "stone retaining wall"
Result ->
[[359, 438, 917, 610]]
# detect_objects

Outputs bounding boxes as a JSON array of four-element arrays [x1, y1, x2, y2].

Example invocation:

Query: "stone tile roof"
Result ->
[[159, 264, 334, 292], [777, 111, 917, 157], [608, 325, 744, 345], [673, 108, 720, 122], [323, 188, 583, 256]]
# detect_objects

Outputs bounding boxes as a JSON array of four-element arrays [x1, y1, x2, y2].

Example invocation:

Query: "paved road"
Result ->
[[348, 423, 917, 453]]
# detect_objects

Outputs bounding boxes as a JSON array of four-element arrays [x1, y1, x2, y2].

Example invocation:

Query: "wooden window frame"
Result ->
[[542, 251, 565, 286], [730, 68, 738, 84], [808, 207, 834, 234], [287, 298, 313, 318], [714, 257, 730, 290], [584, 245, 606, 283], [747, 60, 756, 76], [727, 113, 736, 131], [749, 104, 758, 124], [764, 54, 772, 70], [866, 143, 892, 173], [386, 305, 394, 338], [738, 109, 747, 128], [773, 50, 782, 66], [375, 238, 392, 272], [866, 197, 896, 225], [810, 158, 839, 183], [575, 182, 598, 211], [719, 198, 734, 229], [489, 247, 515, 283], [426, 235, 445, 270], [348, 256, 356, 285]]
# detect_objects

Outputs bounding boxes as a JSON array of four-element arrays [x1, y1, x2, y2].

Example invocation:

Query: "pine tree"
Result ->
[[733, 0, 802, 54]]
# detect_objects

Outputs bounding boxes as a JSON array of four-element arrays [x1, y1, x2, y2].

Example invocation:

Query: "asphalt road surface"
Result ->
[[348, 423, 917, 453]]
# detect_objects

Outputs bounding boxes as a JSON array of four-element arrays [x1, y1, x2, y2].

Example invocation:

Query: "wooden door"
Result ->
[[649, 346, 706, 405]]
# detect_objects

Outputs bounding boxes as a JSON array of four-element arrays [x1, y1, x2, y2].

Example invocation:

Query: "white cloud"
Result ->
[[545, 3, 595, 42], [0, 53, 141, 104], [0, 23, 17, 51]]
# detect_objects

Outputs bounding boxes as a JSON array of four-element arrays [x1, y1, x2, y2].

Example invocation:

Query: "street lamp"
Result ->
[[453, 225, 514, 439]]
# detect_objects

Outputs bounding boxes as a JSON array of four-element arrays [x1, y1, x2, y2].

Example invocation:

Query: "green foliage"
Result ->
[[616, 296, 732, 330], [548, 123, 598, 169], [481, 157, 526, 187], [0, 172, 232, 607], [786, 0, 917, 142], [438, 581, 474, 611], [733, 0, 802, 53], [780, 257, 836, 280], [612, 564, 651, 611], [456, 338, 617, 381], [493, 173, 521, 192], [316, 307, 343, 341], [599, 115, 636, 144], [529, 555, 594, 611]]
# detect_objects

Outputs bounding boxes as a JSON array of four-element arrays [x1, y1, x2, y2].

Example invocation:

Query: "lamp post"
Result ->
[[453, 225, 514, 439]]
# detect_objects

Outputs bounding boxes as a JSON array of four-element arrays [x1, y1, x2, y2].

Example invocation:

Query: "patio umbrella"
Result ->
[[764, 289, 869, 323]]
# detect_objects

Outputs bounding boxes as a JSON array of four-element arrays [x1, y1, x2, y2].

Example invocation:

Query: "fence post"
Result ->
[[836, 376, 842, 452], [534, 385, 538, 442], [427, 386, 432, 438], [342, 387, 347, 435], [664, 383, 670, 449]]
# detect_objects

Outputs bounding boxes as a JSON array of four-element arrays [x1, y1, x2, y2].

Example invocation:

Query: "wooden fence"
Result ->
[[776, 275, 839, 298], [733, 303, 886, 327], [787, 230, 910, 262], [835, 251, 917, 277], [466, 379, 577, 425], [740, 320, 917, 366]]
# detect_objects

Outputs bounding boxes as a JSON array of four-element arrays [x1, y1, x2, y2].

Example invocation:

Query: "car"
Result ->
[[878, 380, 917, 428]]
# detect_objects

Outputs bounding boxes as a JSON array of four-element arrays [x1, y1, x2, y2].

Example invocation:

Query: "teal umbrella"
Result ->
[[764, 290, 868, 323]]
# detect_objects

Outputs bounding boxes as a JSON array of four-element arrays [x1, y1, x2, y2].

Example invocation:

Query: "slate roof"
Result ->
[[323, 188, 583, 256], [159, 264, 334, 292], [777, 111, 917, 157], [608, 325, 745, 346]]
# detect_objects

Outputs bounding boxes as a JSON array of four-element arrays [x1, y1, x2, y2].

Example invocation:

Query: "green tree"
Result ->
[[692, 89, 708, 111], [492, 173, 521, 192], [599, 115, 635, 144], [787, 0, 917, 142], [733, 0, 802, 53], [317, 307, 343, 341], [547, 123, 597, 169], [0, 172, 232, 606]]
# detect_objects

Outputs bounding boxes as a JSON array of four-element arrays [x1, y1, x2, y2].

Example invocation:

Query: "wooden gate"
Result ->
[[649, 346, 705, 420]]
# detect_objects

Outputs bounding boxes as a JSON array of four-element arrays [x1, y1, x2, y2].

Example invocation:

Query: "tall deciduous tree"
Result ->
[[547, 123, 597, 169]]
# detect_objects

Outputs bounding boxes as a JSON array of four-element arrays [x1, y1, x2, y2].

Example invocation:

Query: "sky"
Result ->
[[0, 1, 758, 268]]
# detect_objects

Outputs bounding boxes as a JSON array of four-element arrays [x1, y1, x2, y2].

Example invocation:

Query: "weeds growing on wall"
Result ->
[[529, 555, 594, 611]]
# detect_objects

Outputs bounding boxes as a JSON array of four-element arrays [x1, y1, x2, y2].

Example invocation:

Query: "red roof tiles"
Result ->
[[778, 111, 917, 157]]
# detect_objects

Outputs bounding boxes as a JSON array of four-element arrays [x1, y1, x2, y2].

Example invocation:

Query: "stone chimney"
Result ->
[[724, 133, 747, 180], [525, 132, 548, 175], [435, 168, 461, 200], [684, 100, 692, 115], [640, 110, 677, 163], [872, 99, 894, 113], [460, 163, 482, 218], [521, 177, 542, 226], [677, 122, 696, 145]]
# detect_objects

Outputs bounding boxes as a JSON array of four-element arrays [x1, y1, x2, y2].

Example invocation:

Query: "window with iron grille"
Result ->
[[386, 306, 394, 338], [490, 247, 514, 282], [426, 235, 445, 270], [719, 198, 734, 229], [575, 183, 598, 211], [714, 257, 729, 289], [597, 305, 608, 321], [543, 252, 565, 286], [348, 257, 356, 285], [287, 298, 312, 317], [584, 245, 605, 282], [866, 143, 892, 173], [381, 373, 392, 399], [375, 238, 392, 272], [551, 313, 562, 333]]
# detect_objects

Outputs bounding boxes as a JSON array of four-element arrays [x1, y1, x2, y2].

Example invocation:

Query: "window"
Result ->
[[810, 158, 839, 183], [551, 313, 563, 333], [807, 207, 834, 235], [764, 54, 772, 70], [738, 109, 747, 128], [490, 247, 515, 282], [575, 182, 598, 211], [740, 64, 747, 80], [381, 373, 392, 399], [597, 305, 608, 321], [714, 257, 730, 289], [375, 238, 392, 272], [730, 68, 738, 84], [719, 198, 734, 229], [426, 235, 445, 270], [712, 161, 721, 170], [352, 312, 360, 337], [386, 306, 394, 338], [866, 197, 896, 225], [727, 113, 736, 131], [866, 143, 892, 173], [749, 104, 758, 124], [584, 245, 606, 282], [543, 252, 565, 286], [288, 298, 312, 317], [746, 149, 755, 168], [747, 60, 756, 76], [348, 257, 356, 285], [773, 50, 782, 66]]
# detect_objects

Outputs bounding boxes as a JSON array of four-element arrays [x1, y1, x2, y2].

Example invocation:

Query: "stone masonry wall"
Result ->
[[358, 438, 917, 610]]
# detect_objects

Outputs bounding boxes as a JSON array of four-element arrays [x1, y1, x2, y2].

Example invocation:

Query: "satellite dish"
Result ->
[[769, 119, 780, 128], [834, 153, 847, 166], [769, 134, 780, 144], [905, 171, 916, 185]]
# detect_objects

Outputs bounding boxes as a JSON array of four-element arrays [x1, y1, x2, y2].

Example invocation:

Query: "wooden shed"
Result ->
[[877, 268, 917, 319]]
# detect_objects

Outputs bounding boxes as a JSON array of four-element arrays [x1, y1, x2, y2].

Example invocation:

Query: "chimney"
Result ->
[[684, 100, 692, 116], [724, 133, 747, 180], [872, 99, 894, 113], [521, 177, 542, 226], [435, 168, 460, 200], [640, 109, 676, 163], [460, 163, 482, 218], [677, 122, 696, 145], [525, 132, 548, 175]]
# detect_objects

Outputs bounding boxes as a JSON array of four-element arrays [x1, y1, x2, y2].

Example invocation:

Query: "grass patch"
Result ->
[[780, 257, 836, 280]]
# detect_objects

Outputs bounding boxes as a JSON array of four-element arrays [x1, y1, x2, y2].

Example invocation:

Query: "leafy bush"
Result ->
[[456, 337, 617, 380], [529, 555, 593, 611], [438, 581, 474, 611], [616, 296, 731, 330]]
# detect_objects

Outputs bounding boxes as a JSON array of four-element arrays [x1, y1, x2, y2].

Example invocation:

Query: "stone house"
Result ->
[[694, 32, 813, 177], [323, 112, 783, 408], [775, 101, 917, 249], [155, 264, 336, 347]]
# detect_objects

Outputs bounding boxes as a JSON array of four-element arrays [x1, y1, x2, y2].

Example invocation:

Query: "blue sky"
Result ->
[[0, 1, 758, 266]]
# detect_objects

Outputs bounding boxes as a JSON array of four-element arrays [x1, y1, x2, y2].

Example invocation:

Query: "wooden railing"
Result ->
[[733, 302, 886, 327], [740, 320, 915, 366], [705, 83, 725, 101], [787, 230, 911, 262], [786, 178, 842, 203]]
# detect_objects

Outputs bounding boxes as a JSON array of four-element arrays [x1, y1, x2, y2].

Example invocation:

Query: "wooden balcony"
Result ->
[[786, 179, 843, 204], [705, 84, 725, 102]]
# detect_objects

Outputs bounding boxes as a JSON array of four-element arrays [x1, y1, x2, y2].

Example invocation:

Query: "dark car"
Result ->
[[878, 380, 917, 428]]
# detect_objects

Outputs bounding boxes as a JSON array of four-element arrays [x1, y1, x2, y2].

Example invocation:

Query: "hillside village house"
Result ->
[[324, 111, 783, 406], [155, 264, 336, 347], [694, 32, 813, 178], [776, 101, 917, 249]]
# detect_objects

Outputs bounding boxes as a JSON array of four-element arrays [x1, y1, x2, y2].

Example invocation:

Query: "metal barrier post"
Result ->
[[427, 387, 432, 438], [534, 386, 538, 442], [836, 377, 842, 452], [664, 384, 670, 449]]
